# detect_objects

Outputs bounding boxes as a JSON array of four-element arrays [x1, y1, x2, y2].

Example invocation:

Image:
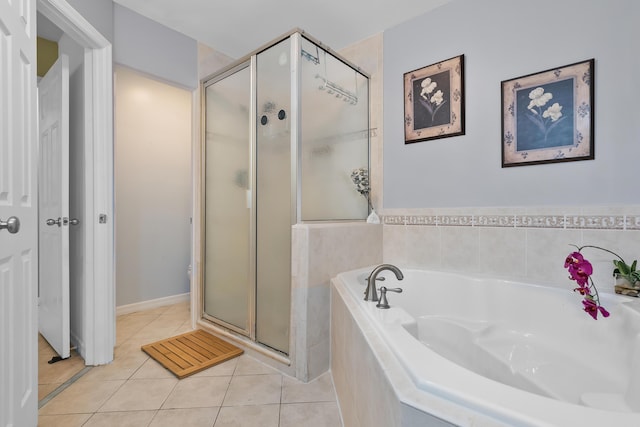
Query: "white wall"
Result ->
[[198, 43, 234, 80], [114, 66, 192, 307], [383, 0, 640, 208]]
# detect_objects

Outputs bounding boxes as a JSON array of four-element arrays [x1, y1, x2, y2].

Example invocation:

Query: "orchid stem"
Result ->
[[571, 244, 626, 264], [588, 277, 601, 305]]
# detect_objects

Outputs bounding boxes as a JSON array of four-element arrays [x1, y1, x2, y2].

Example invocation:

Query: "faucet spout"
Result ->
[[365, 264, 404, 302]]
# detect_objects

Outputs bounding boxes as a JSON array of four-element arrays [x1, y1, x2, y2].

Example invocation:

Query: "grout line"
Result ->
[[155, 374, 180, 417], [277, 374, 283, 427], [211, 406, 222, 427], [38, 366, 93, 409]]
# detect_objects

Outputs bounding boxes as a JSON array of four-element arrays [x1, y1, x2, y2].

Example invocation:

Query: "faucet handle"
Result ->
[[376, 286, 403, 309]]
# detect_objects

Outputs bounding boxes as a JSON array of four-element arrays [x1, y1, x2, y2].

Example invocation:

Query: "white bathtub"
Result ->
[[332, 267, 640, 426]]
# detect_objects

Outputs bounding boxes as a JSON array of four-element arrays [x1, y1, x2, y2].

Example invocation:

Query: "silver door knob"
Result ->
[[0, 216, 20, 234], [46, 217, 62, 227], [69, 218, 80, 226]]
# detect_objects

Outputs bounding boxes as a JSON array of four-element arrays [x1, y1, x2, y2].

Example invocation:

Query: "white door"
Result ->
[[0, 0, 39, 425], [38, 54, 70, 359]]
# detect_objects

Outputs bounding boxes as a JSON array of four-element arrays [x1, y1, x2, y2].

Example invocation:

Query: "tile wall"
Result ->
[[330, 206, 640, 426], [292, 222, 382, 381], [331, 277, 465, 427], [382, 206, 640, 294]]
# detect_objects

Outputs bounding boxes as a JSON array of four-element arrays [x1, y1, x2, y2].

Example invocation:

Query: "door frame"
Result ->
[[37, 0, 114, 365]]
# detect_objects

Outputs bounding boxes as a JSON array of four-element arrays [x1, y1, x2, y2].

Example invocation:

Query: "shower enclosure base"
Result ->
[[196, 319, 293, 374]]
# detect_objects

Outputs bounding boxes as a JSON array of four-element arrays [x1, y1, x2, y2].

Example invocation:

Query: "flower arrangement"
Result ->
[[565, 245, 640, 319], [351, 168, 380, 223], [350, 168, 372, 210]]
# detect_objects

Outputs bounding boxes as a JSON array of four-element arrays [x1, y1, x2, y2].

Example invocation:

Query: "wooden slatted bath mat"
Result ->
[[141, 329, 243, 379]]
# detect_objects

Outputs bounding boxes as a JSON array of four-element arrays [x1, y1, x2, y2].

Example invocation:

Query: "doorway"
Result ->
[[36, 0, 114, 366]]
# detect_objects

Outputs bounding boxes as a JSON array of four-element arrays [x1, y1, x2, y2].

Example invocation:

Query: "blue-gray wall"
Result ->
[[383, 0, 639, 208], [62, 1, 198, 89], [66, 0, 114, 42], [58, 1, 198, 307], [114, 4, 198, 89]]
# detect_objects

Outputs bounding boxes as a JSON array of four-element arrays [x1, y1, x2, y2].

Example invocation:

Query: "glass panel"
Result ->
[[255, 39, 291, 354], [203, 65, 251, 332], [300, 37, 370, 221]]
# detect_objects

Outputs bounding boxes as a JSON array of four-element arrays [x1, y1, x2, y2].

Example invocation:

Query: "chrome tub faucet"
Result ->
[[364, 264, 404, 302]]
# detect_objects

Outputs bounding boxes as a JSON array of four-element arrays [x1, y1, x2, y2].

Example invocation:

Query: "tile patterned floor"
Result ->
[[38, 302, 343, 427], [38, 335, 87, 401]]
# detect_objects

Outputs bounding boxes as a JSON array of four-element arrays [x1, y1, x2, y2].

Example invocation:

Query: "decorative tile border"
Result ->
[[629, 216, 640, 230], [406, 215, 437, 226], [438, 215, 474, 226], [517, 215, 565, 229], [383, 214, 640, 231], [476, 215, 516, 227], [564, 215, 626, 230]]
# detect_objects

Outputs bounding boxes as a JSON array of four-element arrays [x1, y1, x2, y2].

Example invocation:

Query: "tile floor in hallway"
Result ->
[[38, 302, 343, 427]]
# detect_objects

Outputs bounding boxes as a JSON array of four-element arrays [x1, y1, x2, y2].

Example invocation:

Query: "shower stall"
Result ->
[[201, 30, 370, 357]]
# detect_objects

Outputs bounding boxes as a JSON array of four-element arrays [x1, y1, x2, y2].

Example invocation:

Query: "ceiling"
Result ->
[[113, 0, 452, 58]]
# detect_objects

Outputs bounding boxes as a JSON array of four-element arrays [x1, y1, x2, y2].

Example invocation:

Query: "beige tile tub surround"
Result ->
[[291, 222, 382, 382], [331, 205, 640, 426], [382, 206, 640, 292], [330, 279, 459, 427]]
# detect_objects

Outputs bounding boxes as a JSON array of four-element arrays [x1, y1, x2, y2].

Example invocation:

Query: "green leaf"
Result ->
[[631, 260, 637, 272], [614, 260, 631, 275]]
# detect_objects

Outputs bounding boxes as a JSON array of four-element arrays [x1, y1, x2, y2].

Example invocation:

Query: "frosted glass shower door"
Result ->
[[203, 64, 252, 334], [255, 40, 292, 354]]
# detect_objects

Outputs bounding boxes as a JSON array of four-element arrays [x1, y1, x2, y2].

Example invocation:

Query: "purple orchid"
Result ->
[[582, 298, 610, 320], [573, 285, 591, 297], [565, 252, 593, 286], [564, 247, 609, 320]]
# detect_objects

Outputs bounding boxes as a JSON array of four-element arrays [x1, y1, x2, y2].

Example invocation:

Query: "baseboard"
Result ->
[[116, 292, 190, 316], [70, 329, 85, 361]]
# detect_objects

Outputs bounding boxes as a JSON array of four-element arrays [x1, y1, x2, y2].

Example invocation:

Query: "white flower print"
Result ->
[[543, 102, 563, 122]]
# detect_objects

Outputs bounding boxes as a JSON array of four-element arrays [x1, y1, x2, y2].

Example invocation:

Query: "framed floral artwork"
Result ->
[[501, 59, 594, 167], [403, 54, 465, 144]]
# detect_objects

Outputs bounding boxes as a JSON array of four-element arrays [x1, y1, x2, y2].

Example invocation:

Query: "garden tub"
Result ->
[[332, 267, 640, 426]]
